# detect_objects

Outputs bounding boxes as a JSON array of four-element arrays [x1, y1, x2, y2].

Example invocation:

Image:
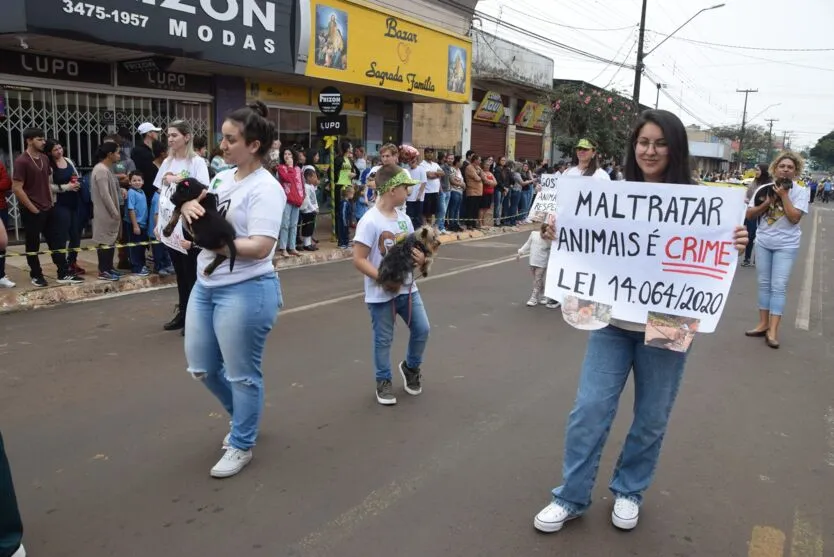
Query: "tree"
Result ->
[[809, 131, 834, 170], [542, 83, 637, 162], [709, 124, 772, 164]]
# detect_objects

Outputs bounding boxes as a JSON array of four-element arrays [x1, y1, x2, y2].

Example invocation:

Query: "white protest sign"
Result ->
[[528, 174, 559, 222], [544, 177, 747, 333]]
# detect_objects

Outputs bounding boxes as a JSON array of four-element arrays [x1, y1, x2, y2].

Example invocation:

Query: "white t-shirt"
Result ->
[[154, 155, 211, 253], [354, 206, 416, 303], [197, 167, 286, 287], [749, 182, 809, 250], [420, 160, 442, 194], [406, 165, 427, 201], [563, 166, 611, 180]]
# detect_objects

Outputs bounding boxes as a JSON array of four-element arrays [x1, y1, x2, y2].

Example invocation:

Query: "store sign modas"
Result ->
[[136, 0, 276, 31]]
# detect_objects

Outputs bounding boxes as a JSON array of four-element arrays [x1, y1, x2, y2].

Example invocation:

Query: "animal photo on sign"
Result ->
[[561, 295, 611, 331], [376, 226, 441, 293], [645, 312, 699, 353], [315, 6, 348, 70], [162, 178, 237, 276]]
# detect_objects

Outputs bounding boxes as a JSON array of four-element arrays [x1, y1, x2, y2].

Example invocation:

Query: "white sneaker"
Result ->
[[11, 544, 26, 557], [539, 297, 548, 304], [534, 501, 578, 533], [611, 497, 639, 530], [526, 297, 538, 307], [546, 301, 561, 309], [0, 276, 15, 288], [221, 421, 232, 449], [210, 447, 253, 478]]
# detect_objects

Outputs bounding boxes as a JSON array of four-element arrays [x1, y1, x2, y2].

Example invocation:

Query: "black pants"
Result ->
[[406, 201, 423, 230], [169, 247, 199, 314], [464, 195, 481, 228], [333, 183, 344, 240], [0, 432, 23, 557], [300, 212, 317, 237], [97, 245, 115, 273], [53, 204, 82, 265], [743, 217, 757, 262], [20, 207, 69, 278]]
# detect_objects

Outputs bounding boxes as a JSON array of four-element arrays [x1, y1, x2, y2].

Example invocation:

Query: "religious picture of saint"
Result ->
[[447, 46, 467, 94], [315, 6, 348, 70]]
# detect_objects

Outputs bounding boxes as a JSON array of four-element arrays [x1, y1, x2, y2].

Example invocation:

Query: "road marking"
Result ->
[[280, 256, 516, 316], [825, 406, 834, 468], [790, 508, 823, 557], [795, 212, 819, 330], [748, 525, 785, 557]]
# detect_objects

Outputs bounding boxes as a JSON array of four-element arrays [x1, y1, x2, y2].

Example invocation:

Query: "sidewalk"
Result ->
[[0, 215, 533, 314]]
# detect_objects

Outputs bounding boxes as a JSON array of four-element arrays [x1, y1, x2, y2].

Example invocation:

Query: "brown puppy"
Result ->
[[376, 226, 440, 293]]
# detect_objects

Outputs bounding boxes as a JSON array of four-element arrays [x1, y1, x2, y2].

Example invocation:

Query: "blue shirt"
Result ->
[[125, 188, 148, 229], [149, 192, 160, 239], [824, 181, 832, 192]]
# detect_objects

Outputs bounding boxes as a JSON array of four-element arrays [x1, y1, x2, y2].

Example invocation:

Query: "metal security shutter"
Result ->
[[471, 120, 507, 159], [515, 132, 543, 162]]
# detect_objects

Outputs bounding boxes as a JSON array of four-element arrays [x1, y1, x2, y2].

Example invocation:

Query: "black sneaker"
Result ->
[[375, 379, 397, 405], [31, 276, 48, 288], [57, 273, 84, 285], [164, 310, 185, 331], [398, 361, 422, 396]]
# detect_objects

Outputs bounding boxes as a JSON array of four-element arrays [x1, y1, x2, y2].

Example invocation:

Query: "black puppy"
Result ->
[[376, 226, 440, 293], [162, 178, 237, 276]]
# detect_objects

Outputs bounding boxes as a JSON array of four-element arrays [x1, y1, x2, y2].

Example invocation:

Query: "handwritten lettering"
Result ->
[[384, 17, 418, 43]]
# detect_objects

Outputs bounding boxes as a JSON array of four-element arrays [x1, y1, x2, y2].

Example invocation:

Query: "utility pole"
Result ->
[[736, 88, 758, 170], [765, 118, 778, 161], [632, 0, 648, 109], [654, 82, 665, 109]]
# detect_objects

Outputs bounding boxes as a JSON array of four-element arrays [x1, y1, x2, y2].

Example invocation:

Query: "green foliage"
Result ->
[[542, 83, 638, 160], [809, 131, 834, 170]]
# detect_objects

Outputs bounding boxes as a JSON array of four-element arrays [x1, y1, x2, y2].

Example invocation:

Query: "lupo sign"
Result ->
[[22, 0, 295, 73]]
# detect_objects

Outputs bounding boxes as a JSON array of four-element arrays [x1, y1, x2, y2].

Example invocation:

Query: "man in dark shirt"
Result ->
[[131, 122, 162, 205], [12, 128, 83, 287]]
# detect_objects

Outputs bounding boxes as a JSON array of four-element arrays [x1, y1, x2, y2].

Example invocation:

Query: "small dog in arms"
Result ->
[[376, 226, 440, 293], [162, 178, 237, 276]]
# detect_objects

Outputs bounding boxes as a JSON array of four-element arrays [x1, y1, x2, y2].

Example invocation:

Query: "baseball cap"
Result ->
[[137, 122, 162, 135], [575, 138, 596, 150]]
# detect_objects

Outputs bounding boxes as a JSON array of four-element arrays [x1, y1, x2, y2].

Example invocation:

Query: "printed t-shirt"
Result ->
[[354, 206, 416, 303]]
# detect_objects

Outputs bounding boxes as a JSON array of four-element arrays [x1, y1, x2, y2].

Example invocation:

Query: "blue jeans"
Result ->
[[367, 291, 430, 381], [279, 204, 300, 250], [436, 191, 450, 231], [150, 236, 172, 271], [447, 191, 462, 228], [552, 325, 688, 514], [185, 273, 282, 450], [519, 188, 533, 221], [755, 244, 798, 316], [492, 190, 504, 224], [123, 221, 147, 272], [507, 190, 522, 225]]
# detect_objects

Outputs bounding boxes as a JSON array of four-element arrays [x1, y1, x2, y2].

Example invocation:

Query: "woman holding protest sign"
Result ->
[[533, 109, 748, 534], [744, 151, 809, 349]]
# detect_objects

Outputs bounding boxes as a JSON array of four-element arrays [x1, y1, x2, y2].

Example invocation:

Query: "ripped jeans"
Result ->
[[185, 273, 281, 450]]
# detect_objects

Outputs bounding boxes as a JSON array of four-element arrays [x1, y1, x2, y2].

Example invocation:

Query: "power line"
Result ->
[[647, 32, 834, 52], [498, 3, 636, 32], [589, 31, 636, 83]]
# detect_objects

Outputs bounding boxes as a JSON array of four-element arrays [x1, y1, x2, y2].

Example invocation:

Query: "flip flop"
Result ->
[[745, 329, 768, 337]]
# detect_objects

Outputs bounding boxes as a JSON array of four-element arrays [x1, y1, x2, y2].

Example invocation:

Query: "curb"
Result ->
[[0, 225, 532, 314]]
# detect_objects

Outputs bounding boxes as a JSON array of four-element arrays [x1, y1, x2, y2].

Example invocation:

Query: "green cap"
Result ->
[[576, 138, 596, 150]]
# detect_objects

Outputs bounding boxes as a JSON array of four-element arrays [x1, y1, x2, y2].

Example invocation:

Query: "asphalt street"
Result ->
[[1, 211, 833, 557]]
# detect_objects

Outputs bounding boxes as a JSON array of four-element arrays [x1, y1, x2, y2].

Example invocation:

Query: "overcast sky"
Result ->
[[474, 0, 834, 150]]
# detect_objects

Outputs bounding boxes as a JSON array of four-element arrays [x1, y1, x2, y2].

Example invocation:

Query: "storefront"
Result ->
[[470, 89, 508, 159], [513, 100, 549, 162]]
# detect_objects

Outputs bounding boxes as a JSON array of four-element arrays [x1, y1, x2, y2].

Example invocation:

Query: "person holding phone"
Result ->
[[744, 152, 809, 348]]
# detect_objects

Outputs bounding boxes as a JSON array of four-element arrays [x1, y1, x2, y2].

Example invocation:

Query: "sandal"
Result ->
[[745, 328, 768, 337], [765, 336, 780, 349]]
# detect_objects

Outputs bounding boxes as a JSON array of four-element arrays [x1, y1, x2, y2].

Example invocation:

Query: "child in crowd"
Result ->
[[300, 167, 320, 251], [338, 185, 355, 249], [124, 171, 150, 276], [517, 222, 559, 308], [354, 184, 370, 223], [352, 163, 429, 405], [149, 184, 174, 275]]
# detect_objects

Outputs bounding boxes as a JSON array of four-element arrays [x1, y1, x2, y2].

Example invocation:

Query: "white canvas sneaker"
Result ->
[[533, 501, 578, 533], [611, 497, 639, 530], [526, 296, 538, 307], [210, 448, 253, 478], [0, 276, 15, 288], [11, 544, 26, 557]]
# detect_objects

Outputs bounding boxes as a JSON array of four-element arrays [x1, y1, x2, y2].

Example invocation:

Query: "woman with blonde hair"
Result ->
[[744, 151, 810, 348]]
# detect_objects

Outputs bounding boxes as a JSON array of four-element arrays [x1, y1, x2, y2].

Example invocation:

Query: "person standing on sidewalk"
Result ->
[[45, 139, 84, 276], [91, 142, 124, 282], [132, 122, 163, 205], [178, 101, 285, 478], [154, 121, 210, 334], [11, 128, 83, 288], [0, 160, 14, 288], [352, 163, 430, 406]]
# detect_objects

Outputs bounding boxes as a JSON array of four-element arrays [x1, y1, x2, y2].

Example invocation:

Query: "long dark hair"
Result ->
[[624, 110, 692, 184], [44, 138, 63, 168], [754, 163, 771, 186]]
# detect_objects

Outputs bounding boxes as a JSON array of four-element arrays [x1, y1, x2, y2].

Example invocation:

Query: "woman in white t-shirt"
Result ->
[[178, 101, 285, 479], [562, 138, 612, 181], [744, 151, 810, 348], [153, 120, 210, 334]]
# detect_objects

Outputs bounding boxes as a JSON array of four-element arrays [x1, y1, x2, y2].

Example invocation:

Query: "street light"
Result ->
[[632, 2, 726, 105], [655, 83, 666, 109]]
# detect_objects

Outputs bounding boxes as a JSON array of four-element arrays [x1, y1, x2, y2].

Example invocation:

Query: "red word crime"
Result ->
[[664, 236, 733, 267]]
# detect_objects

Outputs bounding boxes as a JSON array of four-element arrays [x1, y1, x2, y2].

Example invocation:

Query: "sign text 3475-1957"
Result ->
[[62, 0, 149, 27]]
